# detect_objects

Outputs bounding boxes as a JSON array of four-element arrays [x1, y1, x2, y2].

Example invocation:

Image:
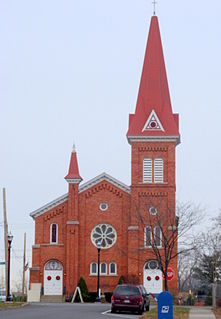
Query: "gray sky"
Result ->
[[0, 0, 221, 288]]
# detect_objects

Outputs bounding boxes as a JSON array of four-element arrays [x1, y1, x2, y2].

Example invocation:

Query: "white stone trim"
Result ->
[[66, 221, 80, 225], [127, 136, 180, 145], [30, 267, 40, 271], [66, 178, 82, 184], [128, 226, 139, 231], [32, 244, 40, 249]]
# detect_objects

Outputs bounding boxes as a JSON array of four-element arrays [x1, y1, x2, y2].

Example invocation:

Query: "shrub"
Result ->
[[77, 277, 89, 302]]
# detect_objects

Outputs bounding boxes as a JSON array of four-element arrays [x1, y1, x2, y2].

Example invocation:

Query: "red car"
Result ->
[[111, 284, 150, 314]]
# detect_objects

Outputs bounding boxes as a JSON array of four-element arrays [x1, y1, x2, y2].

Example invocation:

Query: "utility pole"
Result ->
[[3, 188, 8, 298], [22, 233, 26, 302]]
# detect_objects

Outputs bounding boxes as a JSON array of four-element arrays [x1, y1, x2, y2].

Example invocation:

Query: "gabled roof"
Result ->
[[127, 16, 180, 144], [30, 172, 130, 219]]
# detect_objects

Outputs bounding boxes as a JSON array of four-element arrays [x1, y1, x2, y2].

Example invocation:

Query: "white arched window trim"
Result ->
[[50, 223, 58, 244], [109, 262, 117, 275], [144, 226, 152, 248], [90, 262, 97, 275], [100, 262, 107, 275], [154, 226, 162, 247], [154, 158, 164, 183], [143, 158, 152, 183]]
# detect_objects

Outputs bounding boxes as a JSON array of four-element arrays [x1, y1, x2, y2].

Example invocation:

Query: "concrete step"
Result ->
[[40, 295, 64, 303]]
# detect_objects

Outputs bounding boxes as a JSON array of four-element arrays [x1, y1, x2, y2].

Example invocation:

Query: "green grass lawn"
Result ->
[[0, 302, 25, 310], [143, 306, 189, 319]]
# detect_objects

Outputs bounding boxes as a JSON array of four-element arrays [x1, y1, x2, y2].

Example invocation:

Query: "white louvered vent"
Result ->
[[154, 158, 164, 183], [143, 158, 152, 183]]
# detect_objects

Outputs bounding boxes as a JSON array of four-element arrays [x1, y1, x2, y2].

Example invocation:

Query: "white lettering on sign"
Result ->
[[162, 306, 169, 313]]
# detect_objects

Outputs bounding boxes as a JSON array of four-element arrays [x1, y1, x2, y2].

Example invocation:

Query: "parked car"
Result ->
[[111, 284, 150, 314]]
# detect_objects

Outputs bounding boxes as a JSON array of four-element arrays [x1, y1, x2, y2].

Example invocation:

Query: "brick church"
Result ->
[[29, 15, 180, 298]]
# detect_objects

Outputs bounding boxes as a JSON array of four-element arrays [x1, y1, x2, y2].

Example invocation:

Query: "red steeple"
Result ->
[[65, 145, 82, 183], [127, 16, 180, 144]]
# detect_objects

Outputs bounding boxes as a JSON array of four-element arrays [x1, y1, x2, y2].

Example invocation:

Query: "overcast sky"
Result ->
[[0, 0, 221, 288]]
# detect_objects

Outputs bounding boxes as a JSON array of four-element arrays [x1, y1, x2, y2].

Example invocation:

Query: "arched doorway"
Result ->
[[143, 260, 163, 295], [44, 260, 63, 295]]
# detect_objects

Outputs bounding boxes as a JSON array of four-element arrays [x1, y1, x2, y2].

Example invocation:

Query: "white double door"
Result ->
[[143, 269, 163, 295], [44, 270, 63, 295]]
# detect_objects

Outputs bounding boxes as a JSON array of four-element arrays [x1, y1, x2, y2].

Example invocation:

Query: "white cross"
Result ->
[[152, 0, 157, 15]]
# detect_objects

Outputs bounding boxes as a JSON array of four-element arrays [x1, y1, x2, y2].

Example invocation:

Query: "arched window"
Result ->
[[143, 158, 152, 183], [109, 262, 117, 275], [154, 158, 164, 183], [100, 262, 107, 275], [90, 262, 97, 275], [50, 223, 58, 244], [144, 226, 152, 247], [154, 226, 162, 247]]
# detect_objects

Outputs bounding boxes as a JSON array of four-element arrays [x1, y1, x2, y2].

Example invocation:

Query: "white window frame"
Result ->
[[144, 226, 152, 248], [100, 262, 107, 275], [154, 158, 164, 184], [90, 262, 98, 275], [143, 158, 152, 183], [50, 223, 58, 244], [109, 262, 117, 275], [154, 226, 162, 247]]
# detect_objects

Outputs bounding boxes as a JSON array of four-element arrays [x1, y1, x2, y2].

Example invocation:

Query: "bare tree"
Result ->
[[134, 201, 203, 291]]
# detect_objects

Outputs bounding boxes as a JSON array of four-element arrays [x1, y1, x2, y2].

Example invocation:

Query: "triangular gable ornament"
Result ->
[[142, 109, 164, 132]]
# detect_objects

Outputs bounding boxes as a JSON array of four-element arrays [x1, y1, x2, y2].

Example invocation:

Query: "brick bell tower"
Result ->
[[64, 144, 82, 294], [127, 16, 180, 291]]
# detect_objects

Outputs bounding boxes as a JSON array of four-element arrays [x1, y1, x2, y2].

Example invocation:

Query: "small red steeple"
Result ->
[[127, 16, 180, 144], [65, 145, 82, 183]]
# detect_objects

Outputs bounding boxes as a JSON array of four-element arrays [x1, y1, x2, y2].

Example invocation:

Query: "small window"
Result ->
[[99, 203, 108, 211], [109, 262, 117, 275], [154, 226, 162, 247], [90, 262, 97, 275], [154, 158, 164, 183], [144, 226, 152, 247], [50, 223, 58, 244], [143, 158, 152, 183], [100, 262, 107, 275]]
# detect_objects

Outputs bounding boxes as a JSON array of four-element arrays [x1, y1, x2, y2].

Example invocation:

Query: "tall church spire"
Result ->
[[65, 146, 82, 183], [127, 16, 180, 144]]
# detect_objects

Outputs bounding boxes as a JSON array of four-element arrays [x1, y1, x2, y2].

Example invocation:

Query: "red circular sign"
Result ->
[[155, 276, 160, 281], [147, 276, 151, 281], [47, 276, 51, 281], [166, 267, 175, 281], [56, 276, 60, 281]]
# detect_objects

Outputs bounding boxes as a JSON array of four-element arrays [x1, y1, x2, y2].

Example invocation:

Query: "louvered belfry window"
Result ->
[[154, 158, 164, 183], [143, 158, 152, 183]]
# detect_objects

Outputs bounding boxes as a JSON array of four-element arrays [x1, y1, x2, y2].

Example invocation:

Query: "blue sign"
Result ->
[[158, 291, 173, 319]]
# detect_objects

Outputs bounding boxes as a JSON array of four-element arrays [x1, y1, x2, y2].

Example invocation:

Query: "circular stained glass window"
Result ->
[[99, 203, 108, 211], [91, 224, 117, 249]]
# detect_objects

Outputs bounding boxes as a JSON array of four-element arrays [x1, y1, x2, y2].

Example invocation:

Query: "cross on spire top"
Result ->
[[152, 0, 157, 15]]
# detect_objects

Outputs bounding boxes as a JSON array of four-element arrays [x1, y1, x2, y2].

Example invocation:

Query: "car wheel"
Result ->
[[111, 308, 116, 313], [138, 307, 144, 315]]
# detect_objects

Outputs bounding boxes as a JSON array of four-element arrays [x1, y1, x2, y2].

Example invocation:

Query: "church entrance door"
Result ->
[[143, 260, 163, 295], [44, 260, 63, 295]]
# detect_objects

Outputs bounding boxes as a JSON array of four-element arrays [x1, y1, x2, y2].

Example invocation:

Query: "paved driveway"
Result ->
[[0, 303, 143, 319]]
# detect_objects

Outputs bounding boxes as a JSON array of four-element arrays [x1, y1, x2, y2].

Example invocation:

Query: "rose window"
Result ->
[[91, 224, 117, 249]]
